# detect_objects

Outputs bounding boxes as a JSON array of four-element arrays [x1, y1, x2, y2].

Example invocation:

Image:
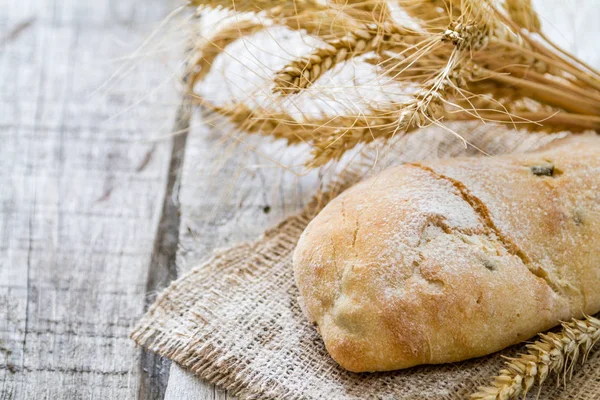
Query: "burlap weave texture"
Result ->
[[132, 128, 600, 399]]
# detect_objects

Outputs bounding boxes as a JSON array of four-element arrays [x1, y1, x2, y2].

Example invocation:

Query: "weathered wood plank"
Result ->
[[163, 108, 321, 400], [139, 101, 192, 400], [164, 366, 217, 400], [0, 0, 183, 398]]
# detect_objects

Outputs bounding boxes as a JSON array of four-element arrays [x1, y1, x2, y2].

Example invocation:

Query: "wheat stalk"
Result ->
[[195, 99, 314, 144], [187, 19, 265, 86], [272, 8, 489, 94], [471, 315, 600, 400]]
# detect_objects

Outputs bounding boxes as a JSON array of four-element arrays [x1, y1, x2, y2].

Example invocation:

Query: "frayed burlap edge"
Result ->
[[132, 167, 360, 400], [132, 129, 600, 400], [133, 218, 306, 399]]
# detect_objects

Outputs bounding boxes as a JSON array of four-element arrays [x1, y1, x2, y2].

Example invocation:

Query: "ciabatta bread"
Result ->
[[293, 136, 600, 372]]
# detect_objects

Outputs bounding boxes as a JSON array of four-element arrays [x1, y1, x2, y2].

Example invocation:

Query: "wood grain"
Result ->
[[162, 109, 320, 399], [139, 100, 192, 400], [0, 0, 182, 398]]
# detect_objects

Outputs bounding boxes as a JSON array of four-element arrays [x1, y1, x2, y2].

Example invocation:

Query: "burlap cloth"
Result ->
[[132, 127, 600, 399]]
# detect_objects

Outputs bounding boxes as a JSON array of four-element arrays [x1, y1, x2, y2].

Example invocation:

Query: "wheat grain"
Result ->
[[332, 0, 392, 23], [398, 0, 456, 29], [280, 8, 362, 38], [504, 0, 541, 33], [273, 22, 422, 94], [308, 109, 409, 167], [189, 0, 326, 14], [198, 100, 314, 144], [471, 315, 600, 400], [443, 21, 489, 51]]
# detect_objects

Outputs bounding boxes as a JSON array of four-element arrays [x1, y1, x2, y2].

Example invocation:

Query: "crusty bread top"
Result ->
[[293, 136, 600, 372]]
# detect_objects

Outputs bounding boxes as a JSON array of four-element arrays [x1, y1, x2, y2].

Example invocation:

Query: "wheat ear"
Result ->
[[331, 0, 392, 22], [279, 8, 362, 39], [399, 0, 458, 30], [503, 0, 541, 33], [308, 109, 408, 167], [308, 14, 489, 166], [195, 98, 315, 145], [273, 22, 419, 94], [189, 0, 325, 14], [471, 315, 600, 400]]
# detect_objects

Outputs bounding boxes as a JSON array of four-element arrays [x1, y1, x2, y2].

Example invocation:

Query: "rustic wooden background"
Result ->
[[0, 0, 317, 398], [0, 0, 598, 399], [0, 0, 182, 397]]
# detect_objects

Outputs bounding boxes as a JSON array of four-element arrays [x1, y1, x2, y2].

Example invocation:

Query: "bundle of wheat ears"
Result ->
[[182, 0, 600, 398], [186, 0, 600, 169]]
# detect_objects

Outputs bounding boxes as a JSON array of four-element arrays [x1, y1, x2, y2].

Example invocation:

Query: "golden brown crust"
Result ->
[[293, 136, 600, 372]]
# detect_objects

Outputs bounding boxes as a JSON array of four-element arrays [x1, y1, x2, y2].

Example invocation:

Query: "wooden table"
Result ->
[[0, 0, 316, 398], [1, 0, 181, 397], [1, 0, 597, 399]]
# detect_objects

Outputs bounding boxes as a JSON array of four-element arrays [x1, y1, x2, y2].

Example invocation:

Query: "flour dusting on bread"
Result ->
[[293, 136, 600, 372]]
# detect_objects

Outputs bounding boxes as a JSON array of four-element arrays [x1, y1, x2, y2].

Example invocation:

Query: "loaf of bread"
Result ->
[[293, 136, 600, 372]]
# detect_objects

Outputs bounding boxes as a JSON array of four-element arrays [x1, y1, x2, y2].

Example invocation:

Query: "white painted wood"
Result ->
[[0, 0, 183, 398]]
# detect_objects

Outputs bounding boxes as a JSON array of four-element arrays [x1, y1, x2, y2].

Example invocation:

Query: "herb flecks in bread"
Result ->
[[293, 136, 600, 372], [530, 163, 555, 177]]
